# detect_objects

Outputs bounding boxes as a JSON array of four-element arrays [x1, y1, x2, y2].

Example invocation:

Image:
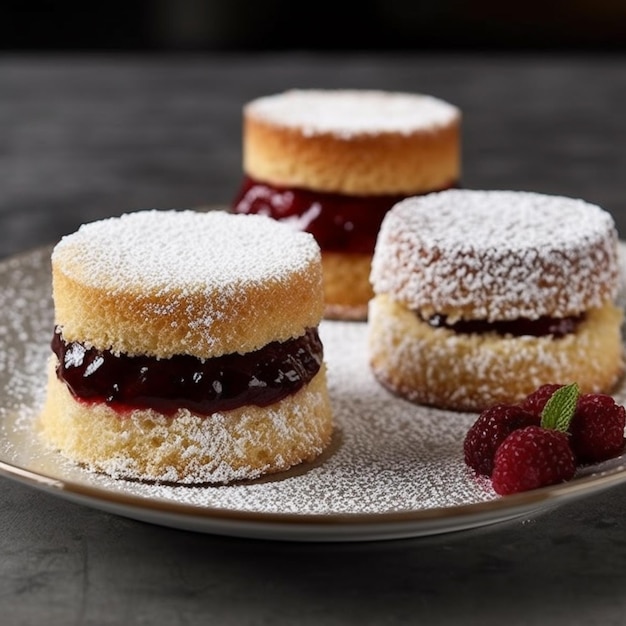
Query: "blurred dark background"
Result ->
[[2, 0, 626, 256], [2, 0, 626, 52]]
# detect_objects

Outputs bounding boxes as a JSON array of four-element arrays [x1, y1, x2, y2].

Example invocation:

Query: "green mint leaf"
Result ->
[[540, 382, 580, 431]]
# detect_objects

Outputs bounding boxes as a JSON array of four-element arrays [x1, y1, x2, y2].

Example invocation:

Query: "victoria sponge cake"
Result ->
[[368, 189, 624, 412], [39, 209, 334, 484], [232, 88, 461, 320]]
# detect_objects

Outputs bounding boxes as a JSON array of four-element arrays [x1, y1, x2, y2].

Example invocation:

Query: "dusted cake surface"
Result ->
[[242, 89, 461, 195], [371, 190, 620, 321]]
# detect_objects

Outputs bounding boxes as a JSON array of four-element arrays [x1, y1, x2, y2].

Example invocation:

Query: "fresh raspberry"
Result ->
[[520, 383, 564, 417], [491, 426, 576, 495], [569, 393, 626, 463], [464, 404, 539, 477]]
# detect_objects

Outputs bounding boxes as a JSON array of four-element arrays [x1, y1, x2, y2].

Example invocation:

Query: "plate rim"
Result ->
[[1, 454, 625, 541]]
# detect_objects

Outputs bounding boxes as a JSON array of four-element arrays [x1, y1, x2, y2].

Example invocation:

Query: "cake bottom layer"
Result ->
[[368, 294, 624, 412], [39, 359, 333, 484], [322, 251, 373, 321]]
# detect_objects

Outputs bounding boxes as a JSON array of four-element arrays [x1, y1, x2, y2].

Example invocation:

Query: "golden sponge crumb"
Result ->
[[39, 361, 333, 484], [322, 252, 373, 321], [368, 294, 624, 412], [245, 118, 460, 195]]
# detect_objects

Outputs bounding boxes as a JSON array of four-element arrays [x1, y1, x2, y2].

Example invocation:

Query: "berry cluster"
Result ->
[[463, 383, 626, 495]]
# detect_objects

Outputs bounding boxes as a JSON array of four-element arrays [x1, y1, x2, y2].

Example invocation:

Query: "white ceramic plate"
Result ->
[[1, 244, 625, 542]]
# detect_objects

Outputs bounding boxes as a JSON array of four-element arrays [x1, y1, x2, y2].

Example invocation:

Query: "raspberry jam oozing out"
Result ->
[[423, 313, 584, 337], [52, 327, 323, 416], [232, 176, 454, 254]]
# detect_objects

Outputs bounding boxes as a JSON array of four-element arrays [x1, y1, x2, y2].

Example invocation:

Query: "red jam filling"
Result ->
[[52, 327, 323, 416], [232, 176, 454, 254], [422, 314, 584, 338]]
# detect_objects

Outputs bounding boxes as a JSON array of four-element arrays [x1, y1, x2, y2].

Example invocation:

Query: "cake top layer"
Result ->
[[53, 209, 319, 293], [51, 209, 324, 358], [371, 189, 620, 320], [245, 89, 460, 138]]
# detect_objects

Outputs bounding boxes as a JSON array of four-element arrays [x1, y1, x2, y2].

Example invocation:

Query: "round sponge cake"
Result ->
[[242, 89, 460, 195], [368, 189, 624, 412], [232, 89, 461, 320], [39, 209, 334, 484]]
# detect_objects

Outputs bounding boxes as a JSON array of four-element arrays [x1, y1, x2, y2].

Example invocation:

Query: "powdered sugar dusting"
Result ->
[[371, 190, 620, 320], [1, 245, 625, 532], [0, 248, 53, 437], [246, 89, 460, 138], [53, 209, 320, 294]]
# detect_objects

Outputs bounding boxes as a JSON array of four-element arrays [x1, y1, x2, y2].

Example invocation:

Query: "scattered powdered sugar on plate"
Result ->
[[0, 244, 625, 538], [246, 89, 460, 138], [0, 248, 53, 423]]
